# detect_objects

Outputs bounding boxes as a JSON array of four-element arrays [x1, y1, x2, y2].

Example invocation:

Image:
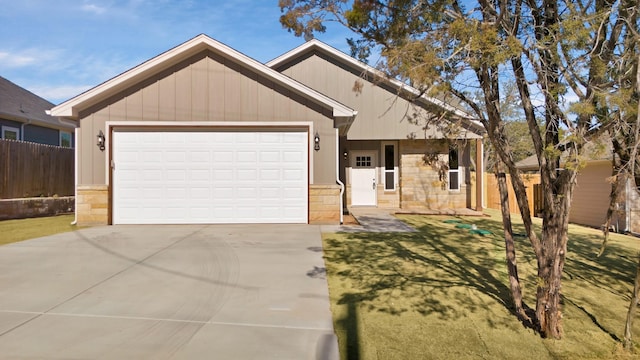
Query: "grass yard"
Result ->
[[0, 214, 76, 246], [323, 209, 640, 359]]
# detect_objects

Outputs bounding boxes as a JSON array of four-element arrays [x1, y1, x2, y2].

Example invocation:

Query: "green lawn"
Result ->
[[323, 209, 640, 359], [0, 214, 77, 246]]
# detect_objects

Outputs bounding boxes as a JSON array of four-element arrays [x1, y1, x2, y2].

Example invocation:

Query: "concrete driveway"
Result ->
[[0, 224, 338, 359]]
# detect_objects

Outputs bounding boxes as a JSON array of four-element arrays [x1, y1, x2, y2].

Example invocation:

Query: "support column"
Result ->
[[475, 138, 484, 211]]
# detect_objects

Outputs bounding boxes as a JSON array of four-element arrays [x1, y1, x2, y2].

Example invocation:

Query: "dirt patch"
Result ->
[[342, 214, 359, 225]]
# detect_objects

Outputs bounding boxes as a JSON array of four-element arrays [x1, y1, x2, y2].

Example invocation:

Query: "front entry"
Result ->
[[350, 151, 377, 206]]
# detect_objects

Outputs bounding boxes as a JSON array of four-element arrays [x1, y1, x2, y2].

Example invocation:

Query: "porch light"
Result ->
[[314, 132, 320, 151], [97, 130, 105, 151]]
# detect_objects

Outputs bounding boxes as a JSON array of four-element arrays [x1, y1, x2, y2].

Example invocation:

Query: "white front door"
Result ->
[[351, 151, 377, 206]]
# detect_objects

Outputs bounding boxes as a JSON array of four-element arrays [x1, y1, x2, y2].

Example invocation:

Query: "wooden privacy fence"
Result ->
[[485, 172, 541, 216], [0, 139, 74, 199]]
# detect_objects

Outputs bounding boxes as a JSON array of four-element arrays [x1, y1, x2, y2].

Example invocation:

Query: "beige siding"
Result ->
[[627, 178, 640, 233], [191, 59, 208, 121], [569, 161, 612, 228], [142, 83, 159, 121], [77, 50, 336, 186], [175, 63, 192, 120], [278, 52, 474, 141]]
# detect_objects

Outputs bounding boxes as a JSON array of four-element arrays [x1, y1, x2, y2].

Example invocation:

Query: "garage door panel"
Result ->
[[214, 151, 233, 162], [113, 129, 308, 224]]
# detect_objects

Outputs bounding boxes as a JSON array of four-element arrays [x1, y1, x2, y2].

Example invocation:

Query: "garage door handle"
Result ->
[[372, 179, 376, 190]]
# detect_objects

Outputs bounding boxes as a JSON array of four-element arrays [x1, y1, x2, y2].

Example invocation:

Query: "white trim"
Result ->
[[336, 129, 344, 224], [71, 127, 78, 225], [1, 126, 20, 140], [381, 141, 398, 191], [267, 39, 484, 134], [449, 169, 461, 191], [51, 35, 356, 120], [449, 144, 461, 191], [478, 140, 486, 209]]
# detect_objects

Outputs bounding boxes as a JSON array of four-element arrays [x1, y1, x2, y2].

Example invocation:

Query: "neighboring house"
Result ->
[[268, 40, 485, 212], [50, 34, 484, 226], [517, 144, 640, 234], [0, 76, 75, 147]]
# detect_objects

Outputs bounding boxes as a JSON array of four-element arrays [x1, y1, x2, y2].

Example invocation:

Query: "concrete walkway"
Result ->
[[322, 207, 417, 233], [0, 225, 338, 360], [321, 207, 484, 233]]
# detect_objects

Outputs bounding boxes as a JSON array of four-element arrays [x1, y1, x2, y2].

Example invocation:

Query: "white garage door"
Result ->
[[112, 129, 308, 224]]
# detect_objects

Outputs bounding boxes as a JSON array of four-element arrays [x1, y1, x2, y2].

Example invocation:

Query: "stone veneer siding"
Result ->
[[77, 185, 109, 225], [377, 185, 400, 208], [399, 140, 466, 210], [309, 184, 341, 224]]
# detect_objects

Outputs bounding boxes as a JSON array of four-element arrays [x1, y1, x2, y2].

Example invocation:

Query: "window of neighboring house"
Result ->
[[1, 126, 20, 140], [382, 142, 396, 191], [449, 145, 460, 191], [60, 131, 72, 148]]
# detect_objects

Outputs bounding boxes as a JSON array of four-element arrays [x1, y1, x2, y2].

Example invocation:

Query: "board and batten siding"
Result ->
[[277, 51, 459, 141], [76, 50, 337, 186], [569, 161, 612, 229]]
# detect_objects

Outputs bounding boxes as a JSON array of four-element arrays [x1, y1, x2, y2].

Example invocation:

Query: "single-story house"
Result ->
[[50, 34, 484, 225], [517, 145, 640, 234], [0, 76, 75, 147], [268, 40, 485, 212]]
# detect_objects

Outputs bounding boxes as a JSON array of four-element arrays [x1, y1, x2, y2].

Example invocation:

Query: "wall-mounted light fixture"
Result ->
[[96, 130, 105, 151], [314, 131, 320, 151]]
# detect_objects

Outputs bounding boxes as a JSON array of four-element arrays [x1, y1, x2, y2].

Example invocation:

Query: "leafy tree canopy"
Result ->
[[280, 0, 639, 340]]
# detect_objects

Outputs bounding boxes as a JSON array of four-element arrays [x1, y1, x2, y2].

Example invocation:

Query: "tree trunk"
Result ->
[[622, 52, 640, 352], [534, 177, 572, 339], [494, 164, 527, 320], [598, 169, 624, 258], [624, 254, 640, 351], [536, 241, 567, 339]]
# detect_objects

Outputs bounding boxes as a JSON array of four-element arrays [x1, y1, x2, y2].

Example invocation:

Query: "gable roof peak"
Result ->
[[268, 39, 484, 135], [50, 34, 355, 120]]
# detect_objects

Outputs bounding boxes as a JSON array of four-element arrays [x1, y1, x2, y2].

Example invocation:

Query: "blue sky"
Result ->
[[0, 0, 353, 104]]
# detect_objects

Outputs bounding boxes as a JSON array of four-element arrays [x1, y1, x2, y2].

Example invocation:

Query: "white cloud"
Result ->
[[81, 3, 108, 15], [29, 84, 93, 104], [0, 51, 37, 68]]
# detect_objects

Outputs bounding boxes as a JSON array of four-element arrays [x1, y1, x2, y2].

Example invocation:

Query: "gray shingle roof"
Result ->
[[515, 138, 613, 171], [0, 76, 74, 130]]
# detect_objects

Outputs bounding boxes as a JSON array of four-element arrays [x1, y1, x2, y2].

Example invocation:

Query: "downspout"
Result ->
[[20, 119, 31, 140], [336, 128, 344, 224], [48, 112, 79, 226], [70, 126, 78, 225]]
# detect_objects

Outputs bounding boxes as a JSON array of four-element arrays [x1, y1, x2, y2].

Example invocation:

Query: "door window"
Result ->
[[355, 155, 372, 167]]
